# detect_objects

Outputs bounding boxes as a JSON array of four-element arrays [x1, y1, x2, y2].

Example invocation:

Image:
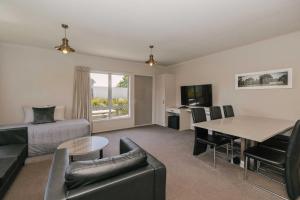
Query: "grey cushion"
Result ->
[[32, 106, 55, 124], [65, 148, 148, 189], [0, 157, 17, 186]]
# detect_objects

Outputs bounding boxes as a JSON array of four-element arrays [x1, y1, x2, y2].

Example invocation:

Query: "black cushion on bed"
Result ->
[[32, 106, 55, 124]]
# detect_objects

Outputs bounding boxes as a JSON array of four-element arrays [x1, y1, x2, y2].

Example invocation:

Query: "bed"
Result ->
[[0, 119, 91, 156]]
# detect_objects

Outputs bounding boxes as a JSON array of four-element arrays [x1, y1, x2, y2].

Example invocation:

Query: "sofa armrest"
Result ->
[[44, 149, 69, 200], [146, 153, 167, 200], [120, 137, 140, 154], [119, 137, 166, 200]]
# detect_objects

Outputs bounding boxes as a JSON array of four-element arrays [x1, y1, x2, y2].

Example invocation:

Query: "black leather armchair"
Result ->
[[44, 137, 166, 200], [0, 127, 28, 199]]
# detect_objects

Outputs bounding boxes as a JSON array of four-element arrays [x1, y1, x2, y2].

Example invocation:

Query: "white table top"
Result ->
[[57, 136, 109, 156], [193, 116, 294, 142]]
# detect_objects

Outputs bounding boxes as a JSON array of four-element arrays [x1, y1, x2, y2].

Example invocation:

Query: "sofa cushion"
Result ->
[[65, 148, 148, 189], [0, 157, 17, 186], [0, 144, 27, 160]]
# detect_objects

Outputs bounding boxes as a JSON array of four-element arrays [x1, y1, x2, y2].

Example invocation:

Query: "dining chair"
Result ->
[[223, 105, 234, 118], [259, 136, 289, 153], [285, 121, 300, 200], [209, 106, 239, 161], [191, 107, 231, 168], [209, 106, 223, 120], [244, 120, 300, 200], [274, 134, 290, 143], [259, 131, 290, 153]]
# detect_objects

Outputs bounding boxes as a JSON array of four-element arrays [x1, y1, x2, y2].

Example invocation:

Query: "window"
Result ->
[[91, 73, 129, 120]]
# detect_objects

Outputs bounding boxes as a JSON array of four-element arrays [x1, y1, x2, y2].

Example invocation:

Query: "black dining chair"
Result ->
[[223, 105, 235, 118], [244, 146, 286, 180], [274, 134, 290, 143], [210, 106, 239, 160], [285, 121, 300, 200], [209, 106, 223, 120], [259, 135, 289, 153], [244, 120, 300, 200], [191, 108, 231, 168]]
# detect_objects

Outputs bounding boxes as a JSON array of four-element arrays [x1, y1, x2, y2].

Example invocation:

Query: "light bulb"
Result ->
[[150, 62, 153, 66], [62, 49, 68, 54]]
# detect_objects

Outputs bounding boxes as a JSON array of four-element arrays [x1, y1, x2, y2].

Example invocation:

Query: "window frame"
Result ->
[[90, 71, 130, 121]]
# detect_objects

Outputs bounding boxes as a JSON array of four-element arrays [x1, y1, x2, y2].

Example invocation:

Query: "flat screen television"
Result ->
[[181, 84, 212, 107]]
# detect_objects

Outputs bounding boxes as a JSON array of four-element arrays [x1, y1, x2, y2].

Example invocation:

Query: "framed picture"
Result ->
[[235, 68, 292, 90]]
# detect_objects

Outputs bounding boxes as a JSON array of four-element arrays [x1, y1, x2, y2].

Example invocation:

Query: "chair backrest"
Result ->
[[285, 120, 300, 200], [223, 105, 234, 118], [191, 108, 207, 123], [191, 108, 208, 142], [209, 106, 222, 120]]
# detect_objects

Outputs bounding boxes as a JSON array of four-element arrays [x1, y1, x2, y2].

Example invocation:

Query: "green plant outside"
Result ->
[[92, 97, 129, 115]]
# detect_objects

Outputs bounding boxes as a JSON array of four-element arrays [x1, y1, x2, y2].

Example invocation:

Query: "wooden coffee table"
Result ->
[[57, 136, 109, 161]]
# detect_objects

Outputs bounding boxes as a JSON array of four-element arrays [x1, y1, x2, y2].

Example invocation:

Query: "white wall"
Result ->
[[0, 43, 167, 132], [169, 31, 300, 121]]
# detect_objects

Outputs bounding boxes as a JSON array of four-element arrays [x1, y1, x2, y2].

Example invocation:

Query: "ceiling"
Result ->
[[1, 0, 300, 65]]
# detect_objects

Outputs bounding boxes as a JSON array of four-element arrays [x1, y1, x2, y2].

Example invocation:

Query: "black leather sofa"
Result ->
[[44, 137, 166, 200], [0, 127, 28, 199]]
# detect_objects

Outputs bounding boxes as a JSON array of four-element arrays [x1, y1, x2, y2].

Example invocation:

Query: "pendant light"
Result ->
[[55, 24, 75, 54], [145, 45, 157, 66]]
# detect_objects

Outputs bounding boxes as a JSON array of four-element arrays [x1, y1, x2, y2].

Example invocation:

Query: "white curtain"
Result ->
[[72, 66, 92, 123]]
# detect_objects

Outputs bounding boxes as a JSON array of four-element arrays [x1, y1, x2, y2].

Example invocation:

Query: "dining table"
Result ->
[[193, 115, 295, 167]]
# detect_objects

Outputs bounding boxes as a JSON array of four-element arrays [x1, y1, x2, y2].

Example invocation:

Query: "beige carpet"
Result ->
[[4, 125, 287, 200]]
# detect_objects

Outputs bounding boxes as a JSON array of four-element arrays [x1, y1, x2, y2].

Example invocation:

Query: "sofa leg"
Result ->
[[100, 150, 103, 159], [231, 140, 234, 162]]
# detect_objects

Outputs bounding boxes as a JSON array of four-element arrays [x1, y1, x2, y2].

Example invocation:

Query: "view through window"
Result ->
[[91, 73, 129, 120]]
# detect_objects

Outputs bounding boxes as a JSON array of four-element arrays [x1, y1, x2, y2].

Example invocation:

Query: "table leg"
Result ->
[[70, 155, 74, 162], [99, 149, 103, 159], [240, 138, 246, 168], [240, 139, 257, 169], [248, 140, 258, 170]]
